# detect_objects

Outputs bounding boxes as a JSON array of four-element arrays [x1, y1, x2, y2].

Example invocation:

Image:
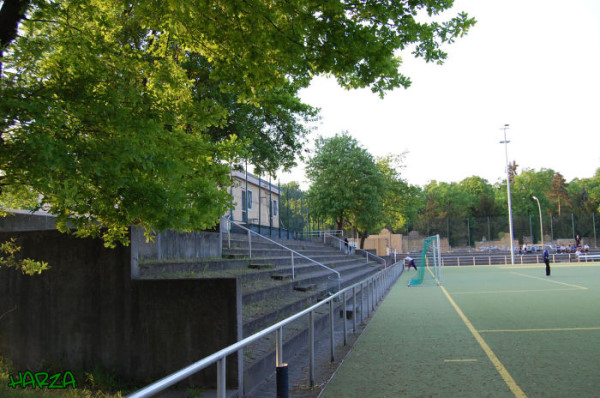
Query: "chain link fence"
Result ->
[[406, 213, 599, 249]]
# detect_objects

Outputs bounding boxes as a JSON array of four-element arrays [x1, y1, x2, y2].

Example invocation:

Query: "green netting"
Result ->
[[409, 236, 438, 287]]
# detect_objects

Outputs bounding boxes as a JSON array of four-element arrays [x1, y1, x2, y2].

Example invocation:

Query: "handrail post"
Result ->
[[217, 357, 226, 398], [352, 286, 357, 334], [371, 278, 375, 312], [329, 299, 335, 362], [309, 311, 315, 387], [248, 229, 252, 259], [276, 328, 283, 366], [343, 291, 347, 346], [366, 282, 370, 318], [291, 252, 295, 280]]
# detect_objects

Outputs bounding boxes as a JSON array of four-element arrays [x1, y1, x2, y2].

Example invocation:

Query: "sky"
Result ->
[[279, 0, 600, 189]]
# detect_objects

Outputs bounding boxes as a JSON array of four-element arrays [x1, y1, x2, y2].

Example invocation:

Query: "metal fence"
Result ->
[[439, 252, 599, 266], [406, 213, 599, 249], [127, 261, 404, 398]]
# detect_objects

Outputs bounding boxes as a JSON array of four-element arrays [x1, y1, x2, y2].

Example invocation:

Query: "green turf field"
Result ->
[[320, 262, 600, 398]]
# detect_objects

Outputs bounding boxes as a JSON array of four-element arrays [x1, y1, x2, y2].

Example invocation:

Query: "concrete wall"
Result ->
[[0, 228, 242, 388], [0, 210, 57, 231], [132, 226, 222, 263]]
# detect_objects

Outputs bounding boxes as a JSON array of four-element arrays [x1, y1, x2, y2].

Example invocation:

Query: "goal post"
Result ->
[[409, 234, 442, 287]]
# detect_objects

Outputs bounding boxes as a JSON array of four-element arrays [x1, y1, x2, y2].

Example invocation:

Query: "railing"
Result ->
[[222, 216, 341, 281], [354, 247, 387, 268], [324, 233, 387, 268], [127, 261, 404, 398], [438, 251, 600, 266], [579, 253, 600, 261], [296, 230, 344, 240]]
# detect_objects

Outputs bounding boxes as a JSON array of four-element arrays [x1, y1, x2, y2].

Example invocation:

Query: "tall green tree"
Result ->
[[279, 182, 308, 234], [306, 133, 384, 247], [567, 169, 600, 214], [509, 168, 554, 215], [0, 0, 476, 246], [548, 172, 571, 216], [376, 154, 421, 233], [459, 176, 496, 218]]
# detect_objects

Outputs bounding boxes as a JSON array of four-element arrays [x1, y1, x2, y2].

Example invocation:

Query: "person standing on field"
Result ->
[[543, 247, 550, 276]]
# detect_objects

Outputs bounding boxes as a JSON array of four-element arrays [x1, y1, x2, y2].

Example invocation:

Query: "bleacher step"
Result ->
[[340, 304, 361, 320], [293, 283, 316, 292], [248, 263, 274, 270], [271, 273, 293, 280]]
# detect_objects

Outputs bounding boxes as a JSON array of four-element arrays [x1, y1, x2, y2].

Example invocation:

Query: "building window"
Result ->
[[247, 189, 253, 211], [272, 199, 278, 217]]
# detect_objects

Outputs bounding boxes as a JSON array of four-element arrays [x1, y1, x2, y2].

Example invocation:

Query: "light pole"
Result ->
[[532, 196, 543, 249], [500, 124, 515, 264]]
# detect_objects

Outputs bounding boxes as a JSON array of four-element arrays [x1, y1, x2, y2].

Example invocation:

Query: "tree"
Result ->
[[0, 0, 476, 246], [567, 169, 600, 214], [279, 182, 308, 234], [376, 154, 420, 233], [548, 172, 571, 216], [306, 133, 384, 247], [459, 176, 496, 218], [508, 160, 519, 184], [507, 168, 554, 216]]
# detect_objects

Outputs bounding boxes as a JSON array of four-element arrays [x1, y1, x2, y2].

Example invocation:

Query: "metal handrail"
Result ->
[[223, 216, 341, 281], [355, 247, 387, 268], [324, 233, 387, 268], [436, 252, 599, 266], [127, 261, 403, 398], [296, 230, 344, 239]]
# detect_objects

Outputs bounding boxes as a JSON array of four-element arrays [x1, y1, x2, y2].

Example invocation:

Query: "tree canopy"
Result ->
[[0, 0, 475, 245], [306, 133, 387, 246], [282, 145, 600, 248]]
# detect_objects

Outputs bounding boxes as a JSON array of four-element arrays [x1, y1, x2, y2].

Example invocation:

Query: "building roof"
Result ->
[[231, 170, 280, 195]]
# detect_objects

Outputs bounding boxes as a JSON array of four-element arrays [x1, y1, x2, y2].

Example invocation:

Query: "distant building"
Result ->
[[229, 170, 279, 230], [351, 229, 451, 255]]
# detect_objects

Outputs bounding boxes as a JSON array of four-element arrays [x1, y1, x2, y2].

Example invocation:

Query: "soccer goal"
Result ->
[[409, 234, 442, 287]]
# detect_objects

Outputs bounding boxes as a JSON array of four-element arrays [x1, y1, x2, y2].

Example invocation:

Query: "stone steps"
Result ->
[[139, 232, 382, 395], [241, 266, 380, 395]]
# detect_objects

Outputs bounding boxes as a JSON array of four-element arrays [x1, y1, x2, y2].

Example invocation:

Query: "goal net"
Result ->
[[409, 235, 442, 287]]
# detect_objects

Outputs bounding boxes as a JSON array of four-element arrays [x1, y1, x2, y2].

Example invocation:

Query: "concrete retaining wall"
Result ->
[[0, 226, 242, 388], [132, 226, 222, 263]]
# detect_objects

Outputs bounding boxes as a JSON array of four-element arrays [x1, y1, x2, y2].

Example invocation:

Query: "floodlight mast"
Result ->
[[500, 124, 515, 265], [532, 196, 543, 248]]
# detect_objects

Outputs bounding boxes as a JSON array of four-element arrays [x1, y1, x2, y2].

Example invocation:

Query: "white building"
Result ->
[[229, 170, 279, 230]]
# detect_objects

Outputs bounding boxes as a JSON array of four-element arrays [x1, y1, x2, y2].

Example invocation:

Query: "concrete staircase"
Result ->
[[222, 233, 382, 395], [139, 232, 383, 395]]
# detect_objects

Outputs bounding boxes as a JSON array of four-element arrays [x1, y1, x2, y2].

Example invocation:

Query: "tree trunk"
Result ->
[[336, 211, 344, 231], [360, 235, 366, 249], [0, 0, 31, 77]]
